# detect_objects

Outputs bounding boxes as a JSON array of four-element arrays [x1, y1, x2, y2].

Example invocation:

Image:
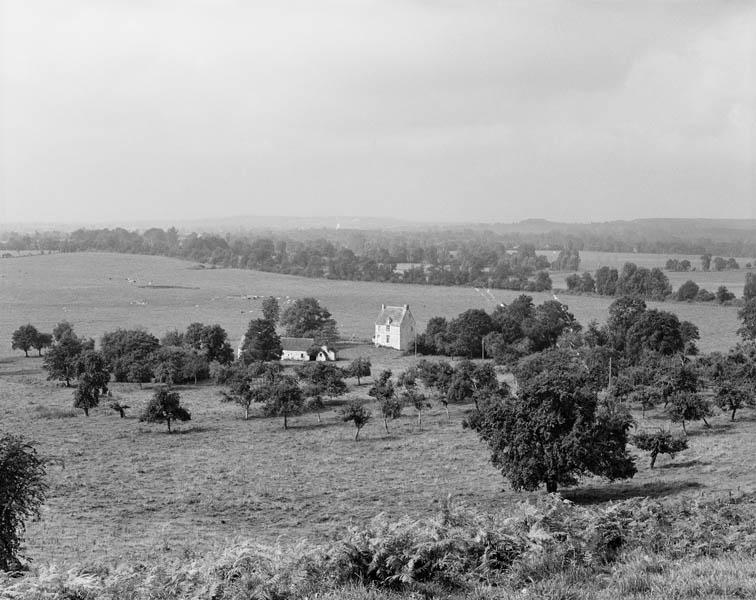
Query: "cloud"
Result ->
[[1, 1, 753, 223]]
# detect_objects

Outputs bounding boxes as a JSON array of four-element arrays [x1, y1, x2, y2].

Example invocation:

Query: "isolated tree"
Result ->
[[140, 387, 191, 432], [369, 370, 402, 433], [305, 394, 325, 424], [714, 383, 752, 421], [738, 299, 756, 341], [261, 296, 280, 324], [109, 400, 130, 418], [240, 318, 282, 363], [633, 430, 689, 468], [72, 350, 109, 416], [675, 280, 699, 301], [280, 297, 338, 343], [262, 377, 304, 430], [468, 348, 636, 493], [667, 392, 712, 434], [11, 324, 39, 357], [0, 434, 47, 571], [341, 401, 372, 441], [346, 357, 372, 385]]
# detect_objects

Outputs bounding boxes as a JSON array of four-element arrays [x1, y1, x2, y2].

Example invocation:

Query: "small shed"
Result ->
[[281, 337, 316, 361]]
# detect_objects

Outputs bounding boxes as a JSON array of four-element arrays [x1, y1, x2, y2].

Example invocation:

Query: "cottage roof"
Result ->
[[375, 304, 412, 326], [281, 337, 315, 352]]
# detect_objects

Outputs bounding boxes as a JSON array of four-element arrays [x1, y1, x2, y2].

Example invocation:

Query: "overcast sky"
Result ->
[[1, 1, 754, 225]]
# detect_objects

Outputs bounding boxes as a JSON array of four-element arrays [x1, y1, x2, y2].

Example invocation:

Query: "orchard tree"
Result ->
[[625, 309, 685, 359], [140, 387, 191, 432], [305, 394, 325, 424], [294, 362, 347, 399], [744, 273, 756, 301], [72, 350, 110, 416], [261, 296, 280, 324], [11, 324, 39, 357], [52, 321, 74, 342], [401, 388, 431, 430], [633, 430, 689, 468], [369, 370, 402, 433], [716, 286, 735, 304], [261, 377, 304, 430], [714, 384, 752, 421], [346, 357, 372, 385], [43, 331, 91, 387], [240, 319, 282, 363], [0, 434, 47, 571], [467, 348, 636, 493], [341, 401, 372, 441], [667, 392, 712, 434]]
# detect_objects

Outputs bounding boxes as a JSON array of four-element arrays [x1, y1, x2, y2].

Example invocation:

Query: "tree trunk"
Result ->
[[38, 349, 42, 357], [83, 407, 89, 417], [245, 405, 250, 420], [650, 451, 658, 468], [357, 375, 361, 385], [682, 420, 687, 435], [546, 480, 557, 493], [355, 427, 360, 441], [444, 405, 450, 421], [24, 349, 28, 357], [702, 416, 711, 428], [284, 413, 288, 430], [731, 408, 737, 422], [316, 411, 321, 424], [167, 418, 172, 433], [383, 417, 389, 434]]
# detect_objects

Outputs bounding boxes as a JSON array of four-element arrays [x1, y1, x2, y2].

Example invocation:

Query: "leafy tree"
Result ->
[[341, 401, 372, 441], [305, 394, 325, 424], [153, 346, 189, 386], [522, 300, 580, 352], [261, 376, 304, 430], [101, 329, 160, 382], [262, 296, 280, 324], [606, 296, 647, 352], [183, 322, 206, 350], [43, 331, 90, 387], [468, 348, 636, 492], [633, 430, 689, 468], [11, 324, 39, 357], [595, 266, 619, 295], [183, 323, 234, 364], [72, 350, 110, 416], [294, 362, 347, 399], [369, 370, 402, 433], [31, 332, 52, 357], [140, 387, 191, 432], [161, 329, 184, 347], [737, 299, 756, 341], [240, 318, 282, 363], [446, 360, 498, 408], [401, 388, 431, 430], [700, 254, 712, 271], [625, 309, 685, 359], [715, 286, 735, 304], [52, 321, 74, 342], [182, 350, 210, 384], [714, 383, 752, 421], [280, 297, 339, 344], [346, 357, 371, 385], [675, 280, 699, 301], [667, 392, 712, 434], [0, 434, 47, 571]]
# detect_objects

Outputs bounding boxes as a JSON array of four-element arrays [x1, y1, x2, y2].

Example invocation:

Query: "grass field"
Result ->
[[0, 252, 745, 356], [1, 251, 753, 569], [4, 349, 756, 567]]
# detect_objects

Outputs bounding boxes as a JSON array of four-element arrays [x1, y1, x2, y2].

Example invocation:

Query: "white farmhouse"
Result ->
[[373, 304, 416, 351]]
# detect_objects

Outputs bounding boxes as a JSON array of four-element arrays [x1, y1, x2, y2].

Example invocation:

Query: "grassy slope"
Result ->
[[3, 347, 756, 566]]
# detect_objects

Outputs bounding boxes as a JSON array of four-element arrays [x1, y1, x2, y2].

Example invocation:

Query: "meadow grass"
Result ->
[[0, 252, 745, 356]]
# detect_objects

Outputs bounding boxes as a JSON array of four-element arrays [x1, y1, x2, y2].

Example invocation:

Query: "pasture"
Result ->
[[3, 350, 756, 567], [0, 252, 745, 355], [1, 251, 754, 566]]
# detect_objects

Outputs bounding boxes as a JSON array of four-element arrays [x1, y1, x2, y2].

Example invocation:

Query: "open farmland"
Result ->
[[546, 249, 756, 297], [0, 252, 744, 355], [4, 350, 756, 566]]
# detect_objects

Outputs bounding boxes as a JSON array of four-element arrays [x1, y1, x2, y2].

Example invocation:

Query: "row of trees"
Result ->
[[666, 256, 750, 272]]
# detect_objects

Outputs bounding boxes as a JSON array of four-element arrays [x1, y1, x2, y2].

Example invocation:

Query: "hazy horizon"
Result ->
[[2, 1, 754, 225]]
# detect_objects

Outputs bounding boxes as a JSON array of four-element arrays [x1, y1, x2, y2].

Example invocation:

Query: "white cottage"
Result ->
[[280, 337, 316, 361], [373, 304, 416, 351]]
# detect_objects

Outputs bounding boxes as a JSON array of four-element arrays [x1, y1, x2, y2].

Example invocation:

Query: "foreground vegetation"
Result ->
[[4, 492, 756, 599]]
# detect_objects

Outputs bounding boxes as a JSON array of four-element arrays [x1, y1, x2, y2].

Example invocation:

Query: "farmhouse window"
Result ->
[[386, 335, 390, 343]]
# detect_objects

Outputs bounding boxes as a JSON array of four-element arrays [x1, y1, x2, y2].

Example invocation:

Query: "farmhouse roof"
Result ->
[[375, 304, 412, 326], [281, 337, 315, 352]]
